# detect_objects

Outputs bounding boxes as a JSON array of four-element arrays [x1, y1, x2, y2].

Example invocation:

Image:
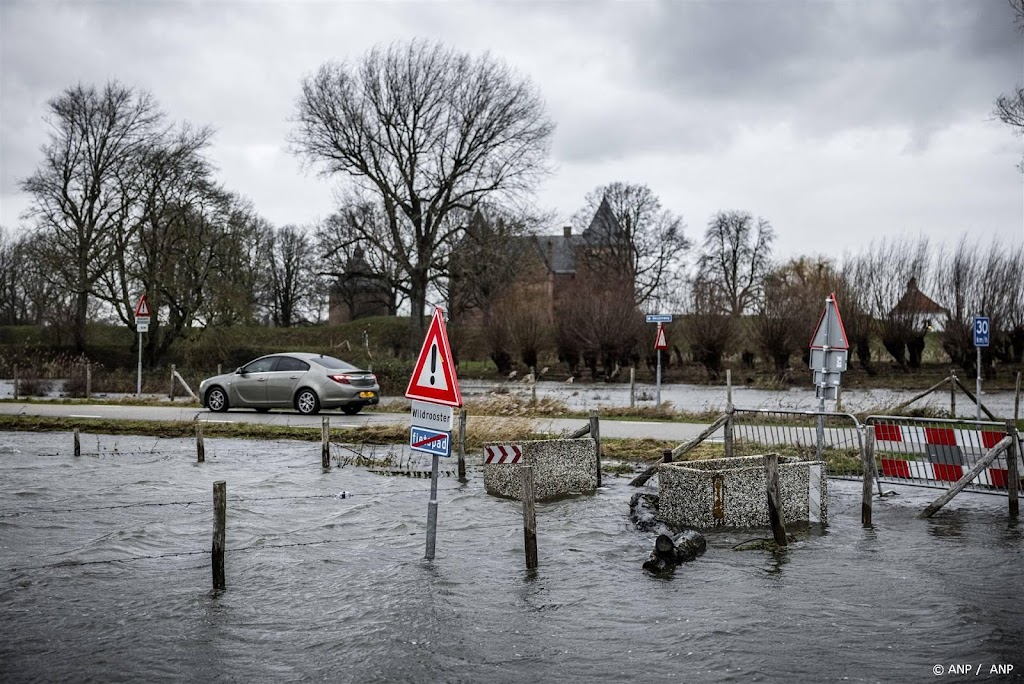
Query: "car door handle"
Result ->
[[257, 378, 267, 382], [290, 376, 299, 379]]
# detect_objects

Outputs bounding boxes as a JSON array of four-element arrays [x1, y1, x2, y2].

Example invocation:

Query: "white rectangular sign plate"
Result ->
[[410, 400, 454, 431]]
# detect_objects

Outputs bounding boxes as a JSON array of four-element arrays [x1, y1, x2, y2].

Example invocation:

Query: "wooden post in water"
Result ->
[[763, 454, 787, 546], [212, 480, 226, 590], [861, 427, 874, 527], [169, 364, 176, 400], [662, 448, 672, 464], [321, 417, 330, 468], [1007, 421, 1019, 519], [521, 466, 538, 569], [457, 408, 467, 482], [196, 424, 205, 463], [74, 428, 80, 457], [589, 409, 602, 488], [629, 367, 636, 408]]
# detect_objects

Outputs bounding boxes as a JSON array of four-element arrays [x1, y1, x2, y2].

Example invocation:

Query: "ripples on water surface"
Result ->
[[1, 431, 1021, 683]]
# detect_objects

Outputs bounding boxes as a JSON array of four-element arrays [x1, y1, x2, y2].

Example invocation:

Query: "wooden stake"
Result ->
[[321, 416, 330, 468], [950, 372, 956, 419], [196, 424, 205, 463], [726, 369, 732, 409], [918, 437, 1012, 519], [86, 363, 92, 399], [724, 410, 734, 459], [457, 408, 467, 482], [892, 375, 952, 413], [662, 448, 672, 463], [74, 428, 80, 457], [763, 453, 787, 546], [169, 364, 176, 400], [212, 480, 226, 590], [952, 376, 997, 421], [530, 366, 537, 404], [217, 363, 222, 376], [521, 466, 538, 569], [589, 409, 601, 487], [12, 364, 17, 400], [861, 426, 874, 527], [629, 367, 636, 408]]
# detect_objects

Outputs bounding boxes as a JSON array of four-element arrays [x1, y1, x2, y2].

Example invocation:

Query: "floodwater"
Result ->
[[1, 431, 1022, 683], [458, 379, 1021, 419]]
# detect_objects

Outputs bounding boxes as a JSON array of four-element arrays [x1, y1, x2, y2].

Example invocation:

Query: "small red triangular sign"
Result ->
[[809, 292, 849, 350], [135, 294, 151, 318], [654, 323, 668, 351], [405, 308, 462, 407]]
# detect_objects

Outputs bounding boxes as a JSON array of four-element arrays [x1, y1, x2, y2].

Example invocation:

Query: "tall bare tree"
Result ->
[[264, 224, 322, 327], [571, 182, 689, 308], [696, 211, 775, 317], [995, 1, 1024, 170], [291, 40, 554, 329], [21, 82, 166, 350]]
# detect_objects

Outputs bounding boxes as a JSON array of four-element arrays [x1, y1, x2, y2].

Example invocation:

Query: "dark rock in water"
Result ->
[[642, 531, 707, 574], [629, 492, 676, 537]]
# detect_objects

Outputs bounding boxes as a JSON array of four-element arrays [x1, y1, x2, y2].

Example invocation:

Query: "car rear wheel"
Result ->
[[341, 404, 362, 415], [295, 388, 321, 415], [207, 387, 229, 413]]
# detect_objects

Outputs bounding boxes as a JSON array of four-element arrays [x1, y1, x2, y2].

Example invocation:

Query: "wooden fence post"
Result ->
[[12, 364, 18, 400], [74, 428, 80, 457], [169, 364, 176, 400], [763, 454, 787, 546], [1007, 421, 1019, 519], [530, 366, 537, 404], [861, 426, 874, 527], [197, 424, 205, 463], [321, 417, 330, 468], [457, 408, 467, 482], [589, 409, 602, 488], [217, 363, 222, 376], [521, 466, 538, 569], [950, 372, 956, 418], [86, 363, 92, 399], [724, 410, 734, 459], [629, 367, 636, 408], [662, 448, 672, 463], [212, 481, 226, 590]]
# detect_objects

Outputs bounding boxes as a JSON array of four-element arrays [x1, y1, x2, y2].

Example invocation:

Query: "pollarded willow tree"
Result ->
[[291, 40, 555, 330]]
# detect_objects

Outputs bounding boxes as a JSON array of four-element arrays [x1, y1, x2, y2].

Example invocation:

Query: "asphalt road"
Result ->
[[0, 401, 713, 442]]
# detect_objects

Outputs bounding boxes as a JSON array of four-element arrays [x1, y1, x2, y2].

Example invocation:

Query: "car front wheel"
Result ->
[[207, 387, 229, 413], [295, 388, 321, 415]]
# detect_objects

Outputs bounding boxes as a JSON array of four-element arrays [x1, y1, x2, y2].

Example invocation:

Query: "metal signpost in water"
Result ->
[[134, 295, 151, 396], [808, 293, 849, 459], [973, 316, 989, 422], [647, 314, 672, 408], [405, 306, 462, 561]]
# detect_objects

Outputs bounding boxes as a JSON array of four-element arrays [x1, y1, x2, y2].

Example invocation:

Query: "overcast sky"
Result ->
[[2, 0, 1022, 261]]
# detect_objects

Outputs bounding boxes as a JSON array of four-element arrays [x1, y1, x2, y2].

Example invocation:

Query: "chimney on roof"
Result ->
[[563, 225, 572, 238]]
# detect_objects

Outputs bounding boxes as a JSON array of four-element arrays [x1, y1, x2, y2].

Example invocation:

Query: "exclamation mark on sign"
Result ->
[[430, 345, 437, 385]]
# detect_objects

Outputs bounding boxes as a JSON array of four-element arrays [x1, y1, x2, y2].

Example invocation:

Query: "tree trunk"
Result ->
[[73, 290, 88, 352]]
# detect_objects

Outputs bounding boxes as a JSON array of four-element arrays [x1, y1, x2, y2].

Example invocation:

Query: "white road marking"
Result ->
[[200, 420, 233, 424], [69, 414, 102, 418]]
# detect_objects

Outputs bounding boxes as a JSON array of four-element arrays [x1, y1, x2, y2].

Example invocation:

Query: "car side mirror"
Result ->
[[235, 367, 244, 375]]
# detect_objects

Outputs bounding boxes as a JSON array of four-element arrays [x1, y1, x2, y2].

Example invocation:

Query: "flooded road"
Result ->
[[1, 431, 1021, 683]]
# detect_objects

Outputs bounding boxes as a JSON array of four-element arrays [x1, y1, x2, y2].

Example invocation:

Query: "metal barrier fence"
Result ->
[[730, 409, 865, 477], [864, 415, 1022, 495]]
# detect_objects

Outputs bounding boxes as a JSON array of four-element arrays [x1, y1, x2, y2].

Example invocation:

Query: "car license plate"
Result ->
[[359, 391, 376, 399]]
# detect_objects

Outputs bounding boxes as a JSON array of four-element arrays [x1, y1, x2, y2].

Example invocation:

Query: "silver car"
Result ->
[[199, 353, 380, 415]]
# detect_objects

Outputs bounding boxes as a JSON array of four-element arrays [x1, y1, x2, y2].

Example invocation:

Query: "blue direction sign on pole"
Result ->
[[646, 314, 672, 323], [973, 316, 990, 347], [410, 426, 451, 457]]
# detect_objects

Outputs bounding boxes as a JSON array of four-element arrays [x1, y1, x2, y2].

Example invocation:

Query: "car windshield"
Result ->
[[309, 355, 360, 371]]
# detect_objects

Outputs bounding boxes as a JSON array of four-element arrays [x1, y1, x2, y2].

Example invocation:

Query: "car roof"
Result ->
[[263, 352, 360, 366]]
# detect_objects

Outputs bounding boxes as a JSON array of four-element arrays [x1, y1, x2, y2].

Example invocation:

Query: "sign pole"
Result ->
[[656, 349, 662, 408], [816, 297, 831, 460], [976, 344, 982, 422], [425, 452, 440, 560], [137, 328, 143, 396]]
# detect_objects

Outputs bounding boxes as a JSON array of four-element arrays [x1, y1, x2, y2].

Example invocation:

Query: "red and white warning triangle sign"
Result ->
[[654, 323, 668, 351], [405, 307, 462, 407], [135, 294, 151, 318], [809, 292, 849, 350]]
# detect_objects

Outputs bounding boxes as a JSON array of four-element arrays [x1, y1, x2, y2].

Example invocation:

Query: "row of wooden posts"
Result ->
[[10, 362, 196, 400]]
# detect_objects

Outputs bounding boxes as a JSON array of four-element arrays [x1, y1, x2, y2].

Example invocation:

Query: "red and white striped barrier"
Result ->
[[872, 423, 1012, 487], [484, 444, 522, 464]]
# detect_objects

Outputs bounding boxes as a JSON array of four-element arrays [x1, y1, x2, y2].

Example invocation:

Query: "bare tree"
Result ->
[[686, 275, 736, 380], [558, 272, 644, 380], [20, 82, 166, 350], [995, 1, 1024, 169], [696, 211, 775, 317], [264, 224, 322, 327], [291, 40, 554, 329], [571, 183, 690, 308]]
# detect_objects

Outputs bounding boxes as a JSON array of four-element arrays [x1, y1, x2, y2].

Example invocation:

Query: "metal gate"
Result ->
[[730, 409, 864, 477]]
